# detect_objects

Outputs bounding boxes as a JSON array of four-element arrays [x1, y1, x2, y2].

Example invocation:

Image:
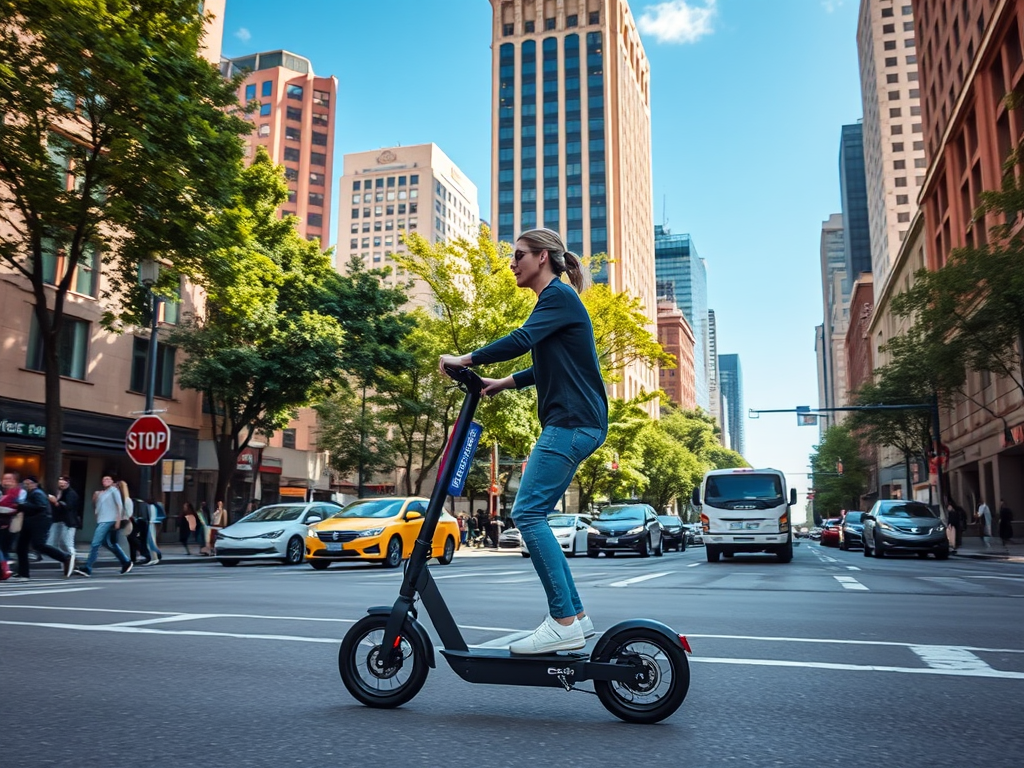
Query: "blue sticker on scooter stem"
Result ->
[[447, 421, 483, 496]]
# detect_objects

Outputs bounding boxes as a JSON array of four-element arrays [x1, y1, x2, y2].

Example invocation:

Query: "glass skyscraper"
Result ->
[[839, 123, 872, 281], [654, 225, 709, 411], [719, 354, 744, 457]]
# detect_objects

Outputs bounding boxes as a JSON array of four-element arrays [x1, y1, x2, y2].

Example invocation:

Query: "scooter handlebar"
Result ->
[[442, 364, 484, 395]]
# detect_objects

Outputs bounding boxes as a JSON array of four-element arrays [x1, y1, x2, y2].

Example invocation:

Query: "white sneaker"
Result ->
[[578, 614, 595, 639], [509, 615, 585, 655]]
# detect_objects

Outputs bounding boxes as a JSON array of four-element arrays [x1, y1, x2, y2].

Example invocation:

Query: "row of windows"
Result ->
[[502, 11, 599, 36], [351, 189, 419, 203], [886, 88, 921, 99], [884, 54, 917, 66], [881, 21, 916, 34], [351, 203, 419, 218], [349, 217, 417, 234], [880, 5, 913, 17], [26, 314, 177, 397], [882, 38, 916, 50], [885, 71, 919, 84], [352, 174, 419, 190], [888, 105, 922, 117], [892, 140, 925, 152]]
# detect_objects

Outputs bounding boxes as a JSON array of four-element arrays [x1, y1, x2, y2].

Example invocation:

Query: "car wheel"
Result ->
[[776, 537, 794, 563], [706, 545, 720, 563], [521, 552, 531, 558], [873, 535, 885, 558], [587, 550, 599, 558], [840, 539, 849, 551], [309, 559, 330, 570], [863, 538, 872, 557], [606, 551, 616, 558], [283, 536, 304, 565], [383, 536, 403, 568], [917, 551, 930, 559], [654, 536, 664, 557], [437, 536, 456, 565], [723, 552, 734, 559], [639, 536, 651, 558], [935, 547, 950, 560], [218, 559, 239, 567]]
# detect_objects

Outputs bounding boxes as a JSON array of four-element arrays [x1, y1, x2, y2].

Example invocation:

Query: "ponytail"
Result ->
[[562, 250, 591, 293]]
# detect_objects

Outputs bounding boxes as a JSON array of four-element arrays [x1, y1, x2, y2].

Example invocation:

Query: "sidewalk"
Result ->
[[952, 537, 1024, 563]]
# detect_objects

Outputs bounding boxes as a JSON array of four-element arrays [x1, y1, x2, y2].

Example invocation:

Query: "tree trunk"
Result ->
[[42, 325, 64, 490], [214, 435, 238, 511]]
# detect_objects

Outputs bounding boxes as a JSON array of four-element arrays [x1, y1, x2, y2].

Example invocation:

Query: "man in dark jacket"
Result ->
[[47, 476, 80, 559], [15, 476, 74, 580]]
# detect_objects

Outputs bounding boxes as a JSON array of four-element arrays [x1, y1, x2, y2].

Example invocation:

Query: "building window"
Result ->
[[130, 337, 176, 398], [894, 177, 907, 187], [503, 23, 514, 36], [896, 194, 908, 204], [312, 112, 329, 127], [284, 147, 300, 162], [901, 4, 911, 13], [892, 142, 904, 151], [287, 190, 297, 204], [286, 106, 302, 121], [287, 84, 303, 100], [311, 131, 328, 146], [883, 24, 895, 34], [259, 103, 271, 116], [353, 180, 361, 191], [261, 80, 272, 97], [282, 429, 296, 449], [244, 83, 256, 101], [310, 152, 326, 167], [27, 313, 89, 380], [285, 126, 301, 142], [284, 167, 299, 182], [312, 90, 330, 107], [309, 192, 324, 207], [374, 221, 382, 232], [898, 212, 911, 223], [885, 56, 897, 66], [545, 17, 556, 30], [891, 124, 903, 134], [410, 174, 419, 184], [913, 140, 924, 150], [884, 40, 896, 50], [567, 14, 578, 27], [310, 172, 325, 187], [589, 11, 600, 24], [881, 6, 893, 16], [886, 73, 899, 84], [525, 20, 535, 32], [894, 159, 906, 169], [308, 213, 322, 229], [257, 124, 270, 137]]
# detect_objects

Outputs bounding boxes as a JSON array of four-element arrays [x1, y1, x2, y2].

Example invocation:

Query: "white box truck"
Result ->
[[691, 467, 796, 563]]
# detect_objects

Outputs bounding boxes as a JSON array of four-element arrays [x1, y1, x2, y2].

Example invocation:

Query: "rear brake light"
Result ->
[[679, 635, 692, 653]]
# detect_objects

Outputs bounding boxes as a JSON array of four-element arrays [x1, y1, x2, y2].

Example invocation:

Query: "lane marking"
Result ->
[[845, 566, 861, 571], [690, 656, 1024, 679], [687, 563, 702, 568], [489, 577, 539, 584], [0, 619, 343, 643], [608, 571, 674, 588], [833, 576, 869, 591], [433, 570, 528, 580], [110, 614, 220, 627], [910, 645, 995, 672], [0, 587, 99, 598]]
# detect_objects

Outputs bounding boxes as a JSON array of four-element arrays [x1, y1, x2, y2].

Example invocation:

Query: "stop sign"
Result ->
[[125, 415, 172, 466]]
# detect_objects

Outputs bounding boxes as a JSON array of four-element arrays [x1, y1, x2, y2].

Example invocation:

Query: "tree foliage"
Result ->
[[810, 425, 869, 519], [0, 0, 248, 483], [582, 283, 676, 383]]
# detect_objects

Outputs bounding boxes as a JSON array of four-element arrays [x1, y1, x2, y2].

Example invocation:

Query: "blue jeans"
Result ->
[[513, 425, 606, 619], [84, 521, 130, 570]]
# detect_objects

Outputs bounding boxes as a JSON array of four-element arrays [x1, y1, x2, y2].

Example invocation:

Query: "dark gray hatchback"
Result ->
[[862, 501, 950, 559]]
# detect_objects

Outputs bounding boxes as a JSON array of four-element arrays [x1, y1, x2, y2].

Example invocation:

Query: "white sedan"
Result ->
[[215, 502, 340, 566], [521, 514, 593, 557]]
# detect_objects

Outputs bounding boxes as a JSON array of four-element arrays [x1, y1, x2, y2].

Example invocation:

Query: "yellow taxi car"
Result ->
[[305, 496, 460, 569]]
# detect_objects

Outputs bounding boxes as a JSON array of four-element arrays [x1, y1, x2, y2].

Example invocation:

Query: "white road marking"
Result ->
[[910, 645, 995, 672], [432, 570, 528, 580], [489, 577, 538, 584], [0, 587, 99, 598], [687, 562, 702, 568], [110, 614, 220, 627], [834, 576, 869, 591], [608, 571, 674, 588], [690, 656, 1024, 679], [845, 566, 861, 571]]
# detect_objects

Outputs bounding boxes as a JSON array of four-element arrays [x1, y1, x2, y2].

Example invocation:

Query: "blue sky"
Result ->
[[221, 0, 865, 521]]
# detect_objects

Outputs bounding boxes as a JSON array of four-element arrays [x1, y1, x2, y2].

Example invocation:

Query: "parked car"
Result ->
[[682, 523, 704, 546], [656, 515, 687, 552], [215, 501, 340, 566], [863, 500, 949, 559], [305, 497, 460, 569], [809, 527, 823, 541], [839, 511, 866, 550], [819, 518, 842, 547], [521, 514, 593, 557], [587, 503, 664, 557], [498, 527, 522, 549]]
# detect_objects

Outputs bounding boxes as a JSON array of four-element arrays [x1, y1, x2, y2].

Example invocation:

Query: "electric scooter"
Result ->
[[338, 366, 692, 724]]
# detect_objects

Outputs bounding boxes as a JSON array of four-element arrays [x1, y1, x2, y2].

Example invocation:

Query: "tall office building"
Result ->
[[336, 144, 480, 301], [857, 0, 926, 293], [719, 354, 744, 457], [656, 302, 696, 410], [654, 226, 709, 411], [707, 308, 723, 436], [818, 213, 849, 425], [839, 123, 873, 283], [489, 0, 658, 405], [223, 50, 337, 244]]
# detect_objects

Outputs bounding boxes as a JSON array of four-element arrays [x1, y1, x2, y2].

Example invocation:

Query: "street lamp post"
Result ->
[[139, 258, 162, 502]]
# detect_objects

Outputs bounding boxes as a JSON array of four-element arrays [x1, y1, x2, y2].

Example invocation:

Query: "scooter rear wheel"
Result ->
[[339, 615, 428, 708], [592, 627, 690, 724]]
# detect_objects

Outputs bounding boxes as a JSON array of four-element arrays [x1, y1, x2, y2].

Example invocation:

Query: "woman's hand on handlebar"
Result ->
[[439, 353, 472, 377], [480, 376, 514, 397]]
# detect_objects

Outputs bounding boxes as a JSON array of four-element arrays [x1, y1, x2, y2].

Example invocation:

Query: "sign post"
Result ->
[[126, 415, 172, 466]]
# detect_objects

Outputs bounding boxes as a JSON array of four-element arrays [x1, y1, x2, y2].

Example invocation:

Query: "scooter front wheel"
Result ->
[[592, 627, 690, 724], [339, 615, 428, 708]]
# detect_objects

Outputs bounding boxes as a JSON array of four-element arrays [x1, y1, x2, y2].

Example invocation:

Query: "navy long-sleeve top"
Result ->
[[471, 278, 608, 431]]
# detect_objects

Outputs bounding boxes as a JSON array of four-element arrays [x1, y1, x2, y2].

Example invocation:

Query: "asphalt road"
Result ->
[[2, 541, 1022, 768]]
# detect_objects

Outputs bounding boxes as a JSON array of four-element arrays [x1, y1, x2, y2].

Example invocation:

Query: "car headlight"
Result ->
[[259, 529, 285, 539], [627, 526, 644, 535], [307, 529, 320, 539], [355, 527, 385, 538], [934, 523, 946, 532], [587, 526, 599, 534], [878, 521, 893, 531]]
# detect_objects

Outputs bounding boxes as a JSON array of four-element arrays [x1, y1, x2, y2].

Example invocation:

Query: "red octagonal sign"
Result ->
[[125, 415, 172, 466]]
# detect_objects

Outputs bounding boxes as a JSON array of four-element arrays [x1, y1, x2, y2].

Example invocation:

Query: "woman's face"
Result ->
[[511, 238, 548, 288]]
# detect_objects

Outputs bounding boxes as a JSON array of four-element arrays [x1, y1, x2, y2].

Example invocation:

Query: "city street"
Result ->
[[3, 542, 1022, 768]]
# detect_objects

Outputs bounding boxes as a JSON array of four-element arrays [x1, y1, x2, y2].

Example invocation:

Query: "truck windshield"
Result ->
[[705, 474, 784, 505]]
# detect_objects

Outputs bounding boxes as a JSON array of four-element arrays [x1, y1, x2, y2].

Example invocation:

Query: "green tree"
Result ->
[[576, 396, 654, 510], [638, 425, 703, 512], [0, 0, 248, 484], [582, 283, 676, 383], [810, 425, 869, 519], [171, 149, 346, 505]]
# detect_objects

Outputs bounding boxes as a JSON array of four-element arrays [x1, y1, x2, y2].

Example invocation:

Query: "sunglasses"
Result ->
[[513, 249, 539, 262]]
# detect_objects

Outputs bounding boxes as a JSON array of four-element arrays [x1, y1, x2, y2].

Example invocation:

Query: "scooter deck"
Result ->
[[440, 648, 640, 687]]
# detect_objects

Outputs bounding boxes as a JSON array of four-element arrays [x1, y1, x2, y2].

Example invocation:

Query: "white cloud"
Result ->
[[637, 0, 717, 45], [821, 0, 845, 12], [235, 27, 252, 42]]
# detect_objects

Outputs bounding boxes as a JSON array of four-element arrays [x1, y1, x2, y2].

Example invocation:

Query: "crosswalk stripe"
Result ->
[[608, 571, 674, 588], [834, 576, 869, 591], [910, 645, 995, 672]]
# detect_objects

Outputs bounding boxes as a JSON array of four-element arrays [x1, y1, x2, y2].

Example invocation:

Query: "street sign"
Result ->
[[125, 415, 172, 466]]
